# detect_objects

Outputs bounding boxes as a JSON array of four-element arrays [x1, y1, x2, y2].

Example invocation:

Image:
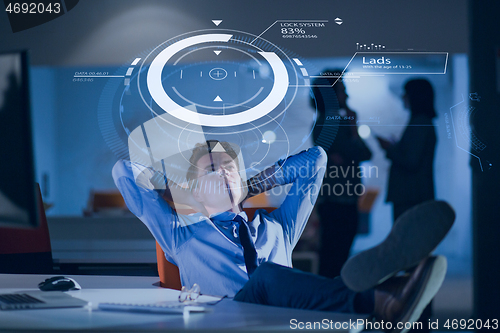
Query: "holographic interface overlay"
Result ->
[[136, 29, 302, 128], [98, 28, 340, 211]]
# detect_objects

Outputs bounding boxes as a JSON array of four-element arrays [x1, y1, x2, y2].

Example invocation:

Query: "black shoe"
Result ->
[[374, 256, 447, 333], [341, 200, 455, 292]]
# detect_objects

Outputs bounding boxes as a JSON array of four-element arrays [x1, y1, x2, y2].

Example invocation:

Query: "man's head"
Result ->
[[186, 141, 240, 182], [186, 141, 245, 215]]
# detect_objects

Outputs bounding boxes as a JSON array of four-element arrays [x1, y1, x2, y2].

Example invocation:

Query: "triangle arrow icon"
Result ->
[[214, 95, 222, 102], [212, 20, 223, 26], [214, 50, 221, 56], [211, 142, 226, 153]]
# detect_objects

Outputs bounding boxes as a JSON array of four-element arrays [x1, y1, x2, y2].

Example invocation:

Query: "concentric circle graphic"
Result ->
[[136, 29, 299, 131]]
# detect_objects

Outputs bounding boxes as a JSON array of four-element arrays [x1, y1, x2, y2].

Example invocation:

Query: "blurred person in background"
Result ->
[[377, 78, 437, 222], [311, 69, 372, 279]]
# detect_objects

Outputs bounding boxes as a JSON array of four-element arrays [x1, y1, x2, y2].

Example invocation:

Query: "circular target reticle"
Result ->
[[136, 29, 299, 131]]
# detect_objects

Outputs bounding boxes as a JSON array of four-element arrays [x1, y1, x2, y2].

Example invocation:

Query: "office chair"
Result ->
[[83, 190, 128, 216], [156, 207, 277, 290], [0, 184, 53, 274]]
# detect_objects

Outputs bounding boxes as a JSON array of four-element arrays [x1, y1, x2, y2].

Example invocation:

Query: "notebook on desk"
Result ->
[[0, 291, 88, 310]]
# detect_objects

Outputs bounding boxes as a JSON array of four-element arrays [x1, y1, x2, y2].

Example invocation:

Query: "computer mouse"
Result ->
[[38, 276, 81, 292]]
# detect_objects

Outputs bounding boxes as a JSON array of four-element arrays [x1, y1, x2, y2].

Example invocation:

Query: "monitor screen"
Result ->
[[0, 50, 38, 228]]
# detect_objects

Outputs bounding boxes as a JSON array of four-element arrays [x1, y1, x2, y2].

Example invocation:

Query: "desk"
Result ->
[[0, 274, 368, 332]]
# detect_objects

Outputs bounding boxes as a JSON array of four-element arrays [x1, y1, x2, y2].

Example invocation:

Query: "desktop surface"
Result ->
[[0, 274, 368, 332]]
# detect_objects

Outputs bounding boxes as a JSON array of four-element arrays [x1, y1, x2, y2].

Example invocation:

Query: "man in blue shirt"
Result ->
[[113, 141, 326, 296], [113, 140, 454, 333]]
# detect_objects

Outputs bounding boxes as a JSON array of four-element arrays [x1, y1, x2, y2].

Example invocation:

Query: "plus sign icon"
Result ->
[[209, 68, 228, 81]]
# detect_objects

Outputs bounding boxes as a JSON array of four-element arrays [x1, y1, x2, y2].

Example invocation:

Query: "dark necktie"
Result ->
[[233, 215, 258, 277]]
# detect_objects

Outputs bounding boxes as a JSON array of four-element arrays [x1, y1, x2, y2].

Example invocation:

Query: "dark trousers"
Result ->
[[318, 202, 359, 279], [234, 262, 374, 314]]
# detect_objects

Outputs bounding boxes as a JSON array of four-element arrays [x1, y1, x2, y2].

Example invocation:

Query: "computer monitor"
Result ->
[[0, 50, 38, 228]]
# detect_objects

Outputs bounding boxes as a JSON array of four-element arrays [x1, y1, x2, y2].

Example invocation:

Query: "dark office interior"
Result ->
[[0, 0, 499, 331]]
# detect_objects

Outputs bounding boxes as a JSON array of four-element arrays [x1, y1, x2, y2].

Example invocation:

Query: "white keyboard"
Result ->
[[98, 301, 208, 314]]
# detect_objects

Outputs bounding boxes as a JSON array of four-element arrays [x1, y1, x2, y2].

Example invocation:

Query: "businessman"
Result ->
[[113, 140, 454, 333]]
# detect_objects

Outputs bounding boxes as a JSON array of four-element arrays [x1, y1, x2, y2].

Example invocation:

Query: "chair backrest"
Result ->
[[84, 190, 128, 216], [156, 207, 277, 290], [0, 184, 53, 274]]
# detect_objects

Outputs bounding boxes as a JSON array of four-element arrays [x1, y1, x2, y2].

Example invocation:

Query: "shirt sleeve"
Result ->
[[246, 147, 327, 197], [112, 160, 177, 259], [269, 146, 327, 248], [245, 164, 281, 198]]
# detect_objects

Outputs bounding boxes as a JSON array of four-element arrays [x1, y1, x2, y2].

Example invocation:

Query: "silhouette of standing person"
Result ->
[[377, 78, 437, 333], [311, 69, 372, 279], [377, 79, 437, 221]]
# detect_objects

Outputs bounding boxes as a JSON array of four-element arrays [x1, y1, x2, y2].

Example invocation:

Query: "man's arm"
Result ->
[[112, 160, 179, 256], [149, 170, 207, 214], [245, 147, 326, 198], [245, 164, 281, 199], [268, 147, 327, 248]]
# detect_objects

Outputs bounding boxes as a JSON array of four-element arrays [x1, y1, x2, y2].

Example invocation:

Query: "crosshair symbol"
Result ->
[[209, 67, 228, 80]]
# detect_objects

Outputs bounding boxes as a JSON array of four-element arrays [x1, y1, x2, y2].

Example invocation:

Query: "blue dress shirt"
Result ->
[[112, 146, 326, 297]]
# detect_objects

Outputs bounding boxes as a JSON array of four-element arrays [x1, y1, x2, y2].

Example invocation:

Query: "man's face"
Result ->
[[192, 152, 244, 214]]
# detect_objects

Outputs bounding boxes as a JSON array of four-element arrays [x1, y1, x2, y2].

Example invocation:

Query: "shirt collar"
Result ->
[[209, 210, 248, 222]]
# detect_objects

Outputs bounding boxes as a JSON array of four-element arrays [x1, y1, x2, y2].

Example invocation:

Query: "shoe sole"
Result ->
[[394, 255, 447, 333], [341, 200, 455, 292]]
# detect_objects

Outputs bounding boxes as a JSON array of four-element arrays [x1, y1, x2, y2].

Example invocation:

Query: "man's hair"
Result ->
[[186, 140, 240, 183]]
